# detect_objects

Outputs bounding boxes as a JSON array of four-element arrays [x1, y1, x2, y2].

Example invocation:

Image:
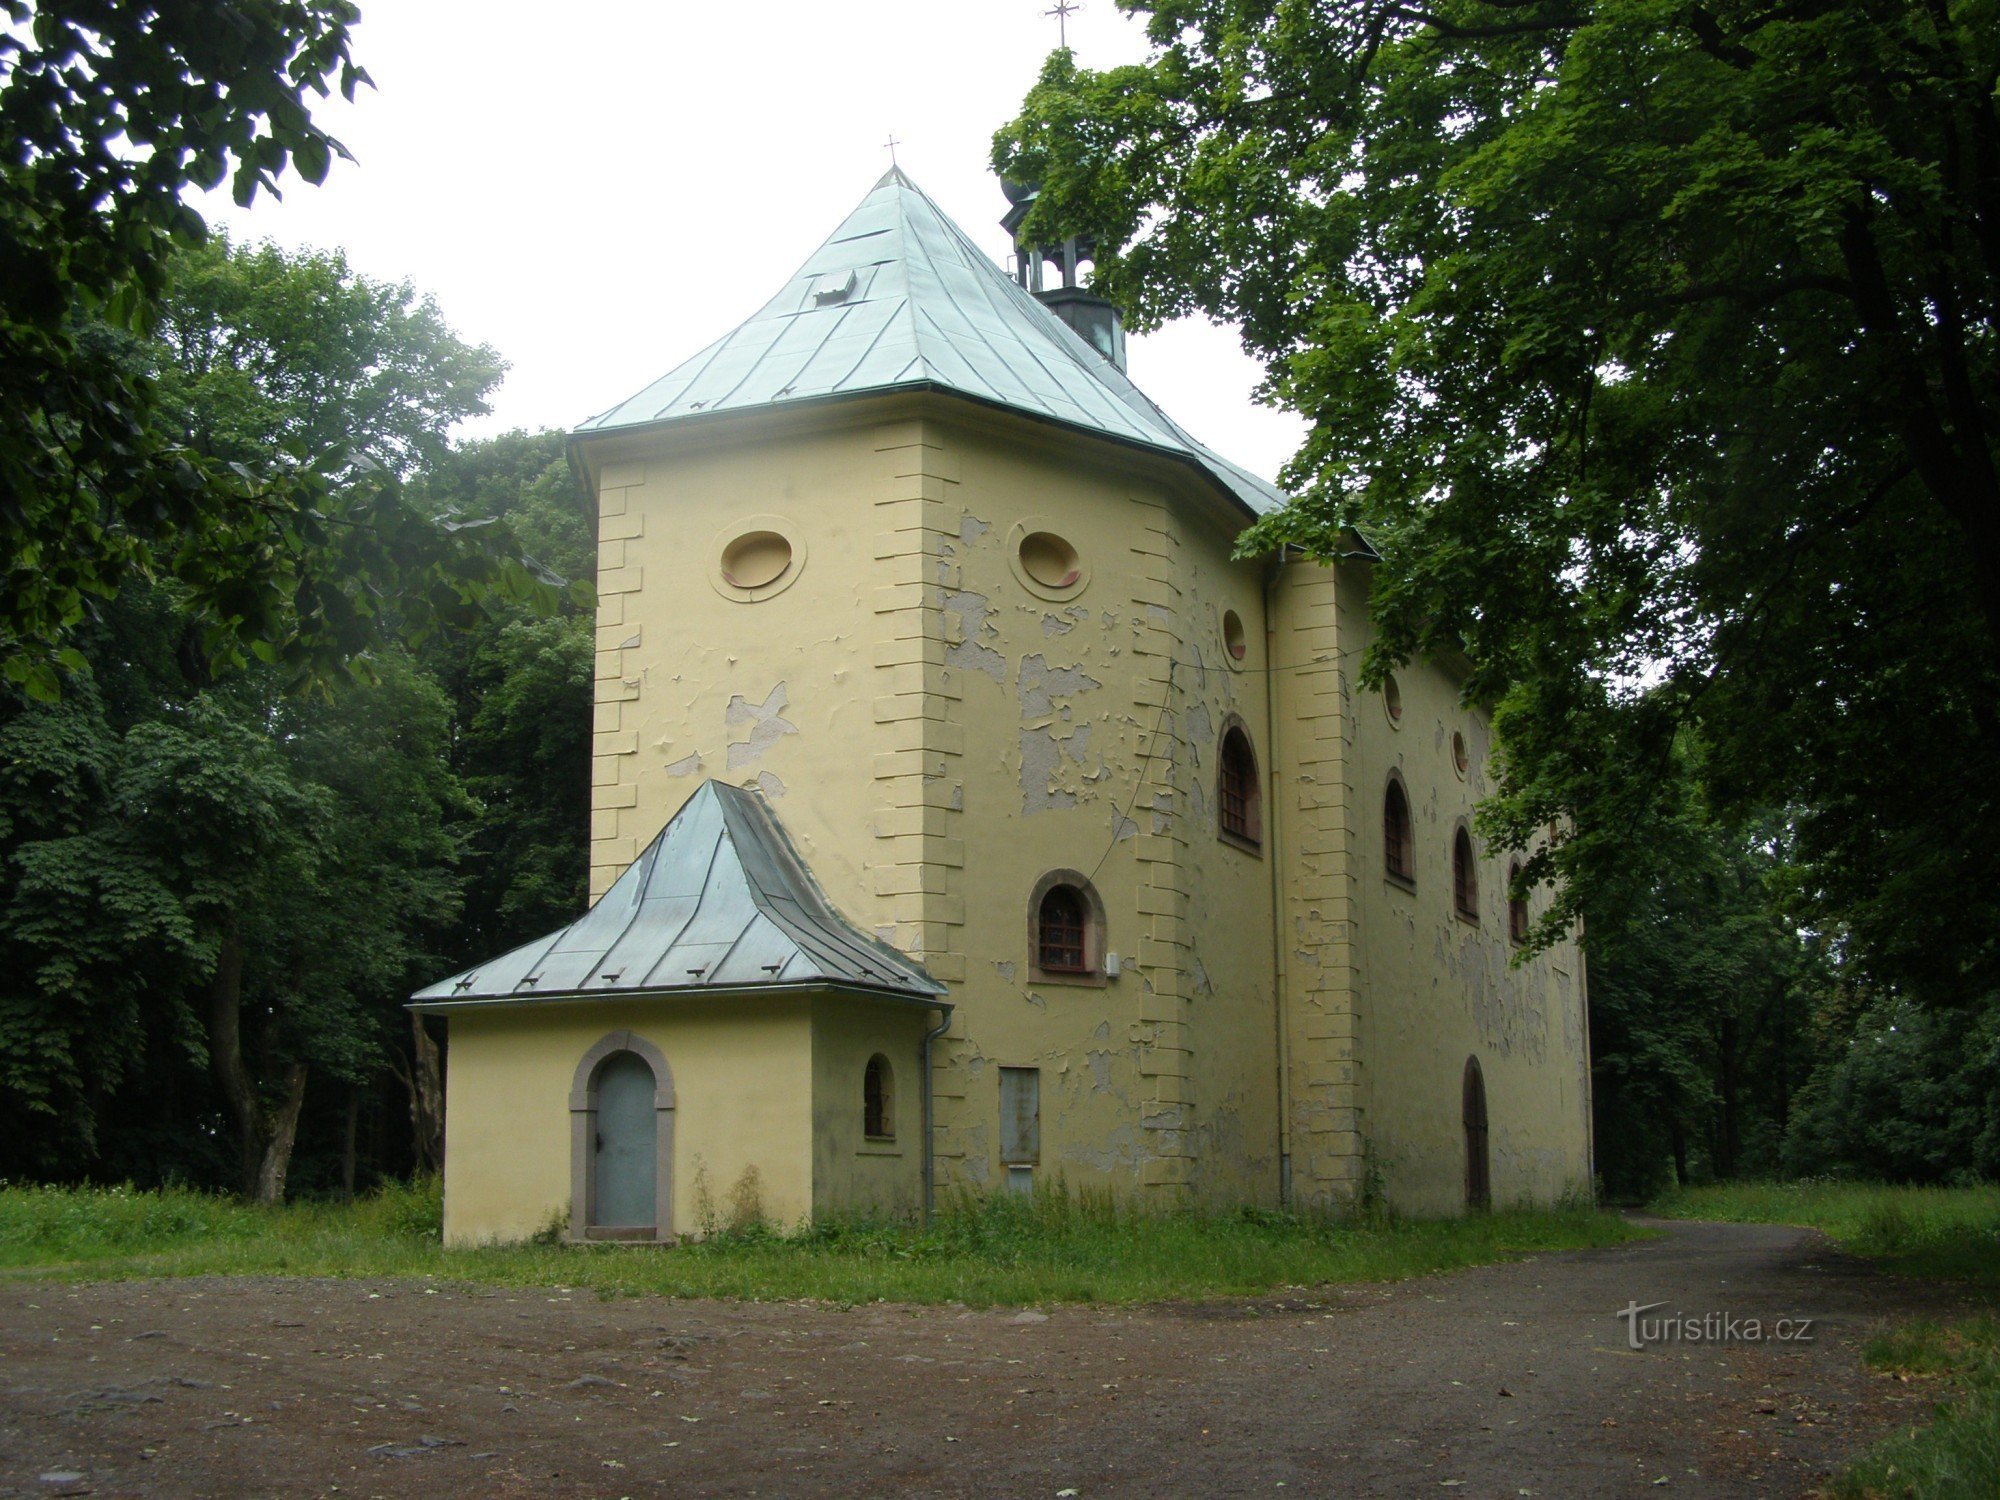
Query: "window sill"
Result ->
[[1027, 968, 1106, 989], [1384, 873, 1416, 894], [1455, 911, 1481, 927], [856, 1140, 903, 1157], [1218, 830, 1263, 858]]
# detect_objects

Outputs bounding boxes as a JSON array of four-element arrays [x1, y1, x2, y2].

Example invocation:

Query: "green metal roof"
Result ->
[[573, 168, 1288, 517], [410, 781, 945, 1013]]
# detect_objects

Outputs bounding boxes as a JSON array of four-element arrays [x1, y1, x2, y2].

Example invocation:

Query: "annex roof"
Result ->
[[573, 168, 1289, 518], [410, 781, 946, 1012]]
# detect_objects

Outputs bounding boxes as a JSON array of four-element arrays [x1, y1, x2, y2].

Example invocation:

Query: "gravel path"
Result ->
[[0, 1218, 1978, 1497]]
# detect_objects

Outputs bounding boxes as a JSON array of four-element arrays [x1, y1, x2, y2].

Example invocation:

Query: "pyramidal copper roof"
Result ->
[[573, 167, 1288, 517], [410, 781, 946, 1011]]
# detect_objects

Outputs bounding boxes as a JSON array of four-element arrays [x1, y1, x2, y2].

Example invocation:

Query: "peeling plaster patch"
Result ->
[[1145, 604, 1172, 630], [1017, 654, 1101, 720], [943, 589, 1007, 683], [876, 926, 897, 945], [1041, 613, 1074, 636], [959, 512, 990, 545], [1187, 702, 1214, 749], [1102, 610, 1118, 629], [1189, 778, 1208, 825], [1113, 814, 1138, 841], [754, 770, 787, 800], [1020, 727, 1078, 813], [1190, 957, 1214, 996], [993, 961, 1016, 983], [1086, 1050, 1114, 1093], [1149, 790, 1174, 835], [1092, 1021, 1111, 1041], [725, 684, 798, 769], [1024, 990, 1047, 1009], [664, 753, 702, 777], [948, 784, 964, 810]]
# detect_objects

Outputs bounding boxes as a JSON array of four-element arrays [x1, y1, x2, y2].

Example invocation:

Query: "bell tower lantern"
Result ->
[[1001, 179, 1128, 372]]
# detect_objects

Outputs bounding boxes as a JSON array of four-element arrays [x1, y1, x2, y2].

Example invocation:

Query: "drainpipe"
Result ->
[[1264, 556, 1294, 1207], [920, 1003, 954, 1222]]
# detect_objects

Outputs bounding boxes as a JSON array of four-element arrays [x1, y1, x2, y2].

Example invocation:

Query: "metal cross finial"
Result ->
[[1045, 0, 1078, 48], [884, 133, 901, 168]]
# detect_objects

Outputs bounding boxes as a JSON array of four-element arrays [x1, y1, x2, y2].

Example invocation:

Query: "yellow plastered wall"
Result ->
[[1275, 559, 1593, 1214], [809, 999, 930, 1217], [907, 415, 1280, 1205], [440, 996, 812, 1246], [565, 393, 1587, 1222]]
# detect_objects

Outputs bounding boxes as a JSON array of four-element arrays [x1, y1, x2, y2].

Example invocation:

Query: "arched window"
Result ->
[[863, 1054, 894, 1140], [1027, 870, 1106, 985], [1452, 826, 1479, 922], [1507, 862, 1529, 945], [1384, 777, 1415, 883], [1038, 885, 1087, 972], [1218, 724, 1261, 850]]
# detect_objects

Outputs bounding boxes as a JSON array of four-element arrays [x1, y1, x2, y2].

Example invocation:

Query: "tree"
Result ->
[[995, 1, 2000, 1003], [1, 1, 566, 698]]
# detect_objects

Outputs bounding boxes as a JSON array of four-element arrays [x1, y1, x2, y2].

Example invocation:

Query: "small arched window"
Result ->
[[1218, 724, 1261, 851], [1028, 871, 1106, 985], [1507, 862, 1529, 945], [1453, 826, 1480, 922], [1384, 777, 1415, 884], [1038, 884, 1088, 972], [863, 1054, 894, 1140]]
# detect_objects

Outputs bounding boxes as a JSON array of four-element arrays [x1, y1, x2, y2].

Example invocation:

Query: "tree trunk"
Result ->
[[340, 1087, 360, 1202], [207, 923, 309, 1205], [251, 1062, 308, 1205], [408, 1013, 446, 1176]]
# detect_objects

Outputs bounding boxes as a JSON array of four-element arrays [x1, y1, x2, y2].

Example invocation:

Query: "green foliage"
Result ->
[[1835, 1320, 2000, 1498], [1784, 1001, 2000, 1185], [0, 1182, 1645, 1304], [0, 236, 594, 1196], [0, 4, 571, 695], [994, 0, 2000, 1007], [1650, 1180, 2000, 1283]]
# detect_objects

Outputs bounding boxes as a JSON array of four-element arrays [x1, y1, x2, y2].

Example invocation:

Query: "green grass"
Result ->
[[1650, 1181, 2000, 1497], [1827, 1318, 2000, 1499], [0, 1179, 1641, 1306], [1649, 1181, 2000, 1284]]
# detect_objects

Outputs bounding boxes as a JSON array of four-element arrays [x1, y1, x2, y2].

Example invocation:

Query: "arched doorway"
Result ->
[[593, 1051, 657, 1229], [1463, 1057, 1491, 1211], [569, 1031, 675, 1240]]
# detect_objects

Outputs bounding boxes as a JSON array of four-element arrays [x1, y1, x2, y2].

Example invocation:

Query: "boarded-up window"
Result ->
[[1453, 827, 1479, 921], [999, 1066, 1040, 1164], [1384, 779, 1415, 882], [1507, 862, 1529, 945], [863, 1053, 893, 1139]]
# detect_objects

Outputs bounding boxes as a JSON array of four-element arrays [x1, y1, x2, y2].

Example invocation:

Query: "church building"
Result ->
[[412, 170, 1594, 1244]]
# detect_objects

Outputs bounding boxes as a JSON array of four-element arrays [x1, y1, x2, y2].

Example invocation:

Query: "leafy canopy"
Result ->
[[0, 2, 571, 699], [996, 0, 2000, 998]]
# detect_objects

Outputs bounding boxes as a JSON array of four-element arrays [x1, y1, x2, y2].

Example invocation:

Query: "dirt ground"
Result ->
[[0, 1218, 1984, 1498]]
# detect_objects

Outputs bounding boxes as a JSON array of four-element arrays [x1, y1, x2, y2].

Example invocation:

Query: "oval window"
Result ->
[[1384, 674, 1403, 725], [1452, 730, 1470, 777], [1018, 531, 1081, 590], [1223, 609, 1247, 662], [720, 530, 793, 590]]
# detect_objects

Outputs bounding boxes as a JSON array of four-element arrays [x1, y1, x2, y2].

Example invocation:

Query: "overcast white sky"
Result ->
[[199, 0, 1308, 486]]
